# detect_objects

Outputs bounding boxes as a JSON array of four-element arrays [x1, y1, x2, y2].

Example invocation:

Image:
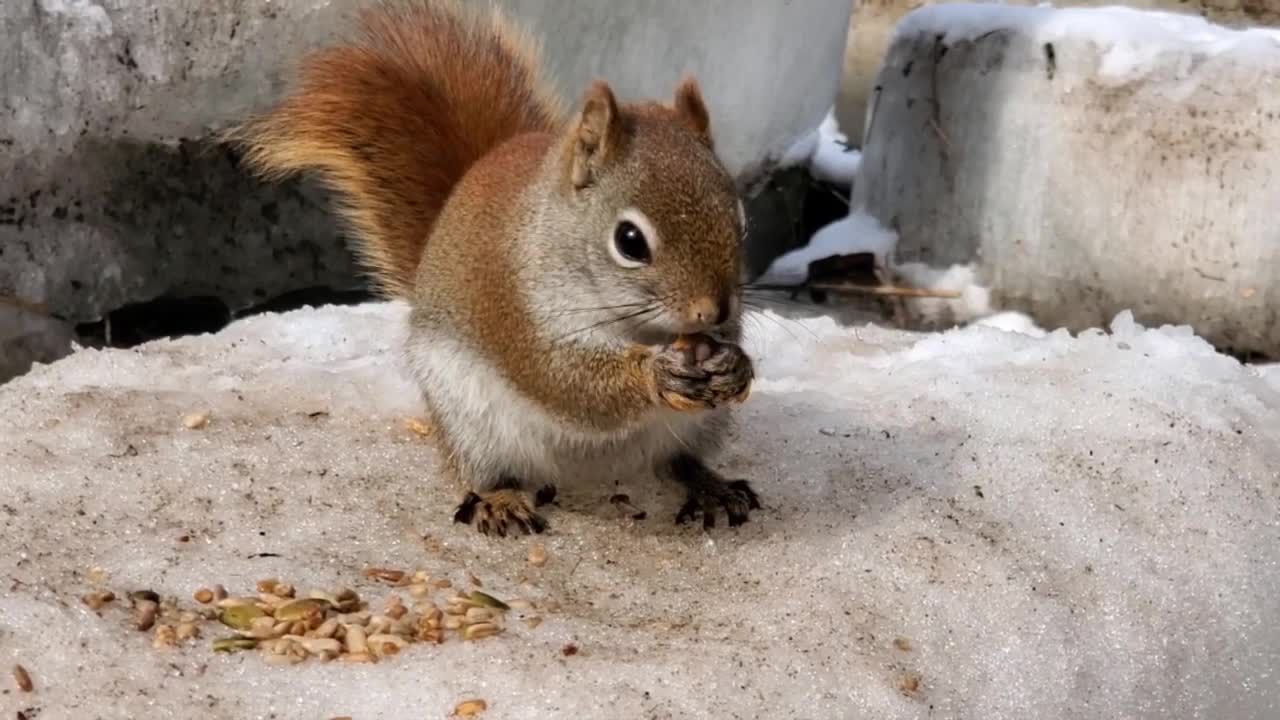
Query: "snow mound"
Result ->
[[2, 303, 1278, 720]]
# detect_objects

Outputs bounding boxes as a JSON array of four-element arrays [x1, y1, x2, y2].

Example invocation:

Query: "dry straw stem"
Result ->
[[753, 282, 962, 299]]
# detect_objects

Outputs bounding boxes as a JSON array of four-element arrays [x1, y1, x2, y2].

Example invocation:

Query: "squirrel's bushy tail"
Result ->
[[226, 0, 566, 298]]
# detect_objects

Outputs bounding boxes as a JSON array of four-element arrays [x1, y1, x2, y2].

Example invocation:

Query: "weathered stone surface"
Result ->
[[835, 0, 1280, 145], [0, 0, 853, 381], [0, 303, 76, 382], [851, 4, 1280, 356]]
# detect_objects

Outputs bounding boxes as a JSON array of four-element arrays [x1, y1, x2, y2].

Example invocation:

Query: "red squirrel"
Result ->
[[226, 0, 759, 536]]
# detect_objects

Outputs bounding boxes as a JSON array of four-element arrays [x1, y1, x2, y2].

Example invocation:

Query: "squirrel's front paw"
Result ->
[[653, 335, 754, 412]]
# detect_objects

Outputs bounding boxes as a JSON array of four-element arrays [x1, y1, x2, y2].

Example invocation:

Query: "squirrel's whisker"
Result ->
[[741, 301, 817, 342], [553, 305, 660, 342]]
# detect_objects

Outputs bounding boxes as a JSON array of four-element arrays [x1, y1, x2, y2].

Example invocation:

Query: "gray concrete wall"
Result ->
[[0, 0, 853, 380], [851, 4, 1280, 356]]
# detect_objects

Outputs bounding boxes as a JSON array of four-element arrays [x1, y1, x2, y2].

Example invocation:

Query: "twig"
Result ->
[[750, 282, 962, 299], [928, 116, 952, 152]]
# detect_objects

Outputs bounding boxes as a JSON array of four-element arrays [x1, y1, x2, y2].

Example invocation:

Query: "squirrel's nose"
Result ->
[[690, 294, 731, 328]]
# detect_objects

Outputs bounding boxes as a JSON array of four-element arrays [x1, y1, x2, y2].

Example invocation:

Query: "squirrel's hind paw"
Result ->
[[668, 454, 762, 529], [675, 478, 763, 530], [453, 490, 548, 537]]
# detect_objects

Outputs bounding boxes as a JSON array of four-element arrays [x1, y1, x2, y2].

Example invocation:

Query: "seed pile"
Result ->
[[80, 569, 544, 666]]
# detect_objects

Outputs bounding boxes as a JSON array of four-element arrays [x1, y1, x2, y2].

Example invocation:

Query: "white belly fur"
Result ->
[[404, 331, 727, 492]]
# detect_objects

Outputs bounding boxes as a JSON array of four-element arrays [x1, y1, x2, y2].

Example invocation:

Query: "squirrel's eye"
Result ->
[[612, 220, 651, 266]]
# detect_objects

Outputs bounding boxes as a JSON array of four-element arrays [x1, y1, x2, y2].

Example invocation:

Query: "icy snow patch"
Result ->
[[972, 310, 1047, 338], [891, 261, 996, 327], [1, 303, 1278, 720]]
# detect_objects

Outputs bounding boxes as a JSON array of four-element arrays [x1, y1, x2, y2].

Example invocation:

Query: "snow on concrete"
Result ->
[[894, 4, 1280, 85], [2, 302, 1278, 720], [777, 109, 862, 184], [809, 111, 862, 185]]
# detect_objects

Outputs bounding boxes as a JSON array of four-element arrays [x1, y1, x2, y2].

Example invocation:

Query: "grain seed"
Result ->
[[13, 665, 33, 693], [463, 623, 499, 641], [527, 544, 548, 567], [152, 624, 178, 649], [244, 616, 279, 639], [133, 601, 159, 631], [343, 624, 368, 654], [364, 568, 405, 584], [313, 618, 339, 639], [464, 607, 493, 624], [468, 591, 509, 611], [274, 598, 327, 622], [176, 622, 201, 641], [82, 591, 115, 610], [404, 417, 435, 437], [212, 637, 259, 653], [453, 699, 487, 717], [899, 671, 922, 696], [298, 637, 342, 657], [218, 604, 267, 631]]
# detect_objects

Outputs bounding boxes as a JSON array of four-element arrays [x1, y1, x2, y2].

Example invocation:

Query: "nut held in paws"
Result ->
[[673, 333, 715, 364]]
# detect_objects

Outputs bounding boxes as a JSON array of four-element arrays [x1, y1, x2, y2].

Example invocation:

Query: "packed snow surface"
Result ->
[[2, 302, 1278, 720]]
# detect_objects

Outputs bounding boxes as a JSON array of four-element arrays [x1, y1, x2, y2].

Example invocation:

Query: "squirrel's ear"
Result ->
[[672, 76, 713, 148], [569, 80, 622, 189]]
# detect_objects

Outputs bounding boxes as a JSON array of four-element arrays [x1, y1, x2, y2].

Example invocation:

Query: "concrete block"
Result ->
[[851, 4, 1280, 356], [834, 0, 1280, 146]]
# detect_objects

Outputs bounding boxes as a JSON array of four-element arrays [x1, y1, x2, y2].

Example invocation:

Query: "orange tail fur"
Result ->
[[225, 0, 566, 298]]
